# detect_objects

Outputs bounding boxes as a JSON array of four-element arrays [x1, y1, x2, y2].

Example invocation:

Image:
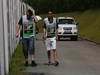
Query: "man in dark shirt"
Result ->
[[18, 9, 38, 66]]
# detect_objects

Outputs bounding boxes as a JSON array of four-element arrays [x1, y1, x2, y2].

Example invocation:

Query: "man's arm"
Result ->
[[32, 16, 39, 34], [16, 17, 22, 37], [56, 19, 58, 39], [16, 24, 20, 37], [43, 21, 47, 40], [33, 16, 38, 23]]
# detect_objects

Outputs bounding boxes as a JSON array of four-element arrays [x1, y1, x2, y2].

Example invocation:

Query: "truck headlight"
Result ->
[[58, 27, 63, 30], [73, 27, 77, 30], [58, 27, 63, 32]]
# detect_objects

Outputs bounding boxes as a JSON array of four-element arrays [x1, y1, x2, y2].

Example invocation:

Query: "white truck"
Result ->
[[57, 17, 78, 41]]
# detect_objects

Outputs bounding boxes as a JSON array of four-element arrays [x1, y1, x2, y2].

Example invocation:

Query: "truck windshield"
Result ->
[[58, 19, 75, 24]]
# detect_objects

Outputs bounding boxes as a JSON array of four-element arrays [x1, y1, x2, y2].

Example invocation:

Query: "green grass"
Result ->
[[9, 43, 25, 75], [77, 10, 100, 43]]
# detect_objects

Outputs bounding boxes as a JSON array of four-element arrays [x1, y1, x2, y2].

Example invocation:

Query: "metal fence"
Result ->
[[0, 0, 34, 75]]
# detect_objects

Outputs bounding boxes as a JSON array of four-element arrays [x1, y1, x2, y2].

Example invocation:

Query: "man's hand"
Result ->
[[16, 30, 20, 38], [16, 24, 20, 38]]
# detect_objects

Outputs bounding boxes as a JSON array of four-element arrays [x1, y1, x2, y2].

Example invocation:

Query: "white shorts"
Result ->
[[45, 37, 56, 51]]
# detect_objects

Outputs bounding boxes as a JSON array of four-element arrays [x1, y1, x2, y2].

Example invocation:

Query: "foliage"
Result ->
[[25, 0, 100, 14]]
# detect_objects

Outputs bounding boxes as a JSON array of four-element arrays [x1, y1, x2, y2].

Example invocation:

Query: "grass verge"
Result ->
[[77, 10, 100, 43], [9, 43, 25, 75]]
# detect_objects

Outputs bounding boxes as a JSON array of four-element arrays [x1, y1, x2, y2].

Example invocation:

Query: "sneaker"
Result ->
[[31, 61, 37, 67], [24, 61, 28, 66], [47, 62, 52, 66], [54, 61, 59, 66], [47, 61, 54, 66]]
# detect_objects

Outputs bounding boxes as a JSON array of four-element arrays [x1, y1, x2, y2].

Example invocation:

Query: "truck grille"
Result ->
[[63, 32, 72, 34], [63, 27, 72, 30]]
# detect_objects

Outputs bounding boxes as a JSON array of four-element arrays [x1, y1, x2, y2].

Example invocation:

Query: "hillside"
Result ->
[[77, 10, 100, 43]]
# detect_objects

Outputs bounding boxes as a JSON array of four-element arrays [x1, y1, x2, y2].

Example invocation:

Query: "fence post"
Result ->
[[2, 0, 9, 74], [0, 0, 5, 74]]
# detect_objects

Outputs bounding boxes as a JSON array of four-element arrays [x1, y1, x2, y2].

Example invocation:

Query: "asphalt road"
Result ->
[[24, 34, 100, 75]]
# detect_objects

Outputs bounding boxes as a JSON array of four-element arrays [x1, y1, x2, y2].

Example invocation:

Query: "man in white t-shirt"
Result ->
[[43, 11, 59, 66]]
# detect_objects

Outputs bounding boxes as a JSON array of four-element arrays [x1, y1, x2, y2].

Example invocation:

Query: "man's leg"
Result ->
[[51, 37, 59, 66], [53, 49, 59, 66], [29, 37, 37, 66], [47, 50, 52, 63], [46, 38, 52, 64], [22, 38, 28, 66]]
